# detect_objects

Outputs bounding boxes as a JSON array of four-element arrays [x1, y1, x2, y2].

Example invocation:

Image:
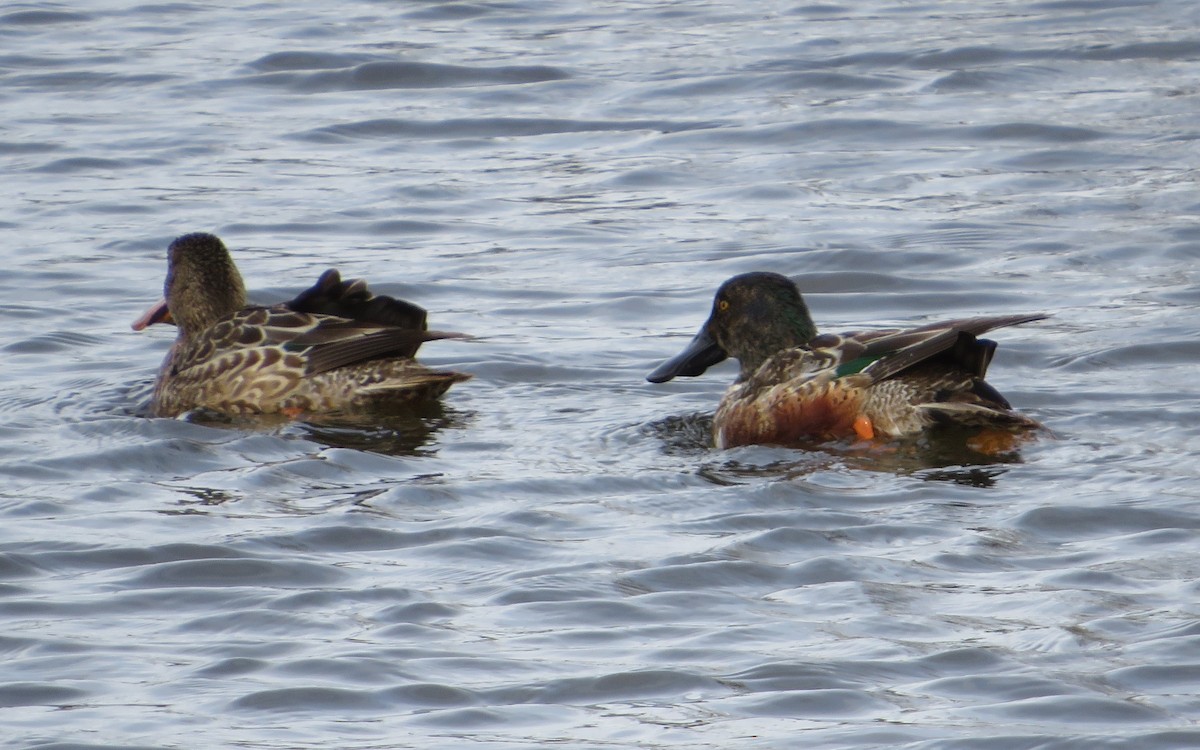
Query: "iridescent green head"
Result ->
[[647, 272, 818, 383]]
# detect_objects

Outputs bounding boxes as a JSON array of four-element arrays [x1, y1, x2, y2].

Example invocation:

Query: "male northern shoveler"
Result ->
[[646, 271, 1044, 449], [133, 232, 470, 418]]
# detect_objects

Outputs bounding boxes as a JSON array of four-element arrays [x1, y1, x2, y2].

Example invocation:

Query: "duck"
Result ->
[[646, 271, 1044, 449], [132, 232, 470, 418]]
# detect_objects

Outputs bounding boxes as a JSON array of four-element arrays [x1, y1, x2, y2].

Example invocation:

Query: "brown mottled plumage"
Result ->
[[647, 272, 1044, 449], [133, 232, 469, 418]]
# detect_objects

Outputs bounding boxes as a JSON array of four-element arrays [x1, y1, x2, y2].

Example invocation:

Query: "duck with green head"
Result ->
[[647, 272, 1044, 449], [133, 232, 470, 418]]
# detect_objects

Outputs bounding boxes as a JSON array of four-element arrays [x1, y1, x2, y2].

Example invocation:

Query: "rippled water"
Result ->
[[4, 0, 1200, 747]]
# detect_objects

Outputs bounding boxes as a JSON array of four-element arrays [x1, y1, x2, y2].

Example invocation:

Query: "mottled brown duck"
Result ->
[[133, 232, 469, 418]]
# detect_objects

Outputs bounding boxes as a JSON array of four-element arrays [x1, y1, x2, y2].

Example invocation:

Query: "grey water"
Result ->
[[3, 0, 1200, 747]]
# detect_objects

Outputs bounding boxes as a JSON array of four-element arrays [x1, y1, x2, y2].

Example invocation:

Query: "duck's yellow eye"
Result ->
[[718, 299, 730, 312]]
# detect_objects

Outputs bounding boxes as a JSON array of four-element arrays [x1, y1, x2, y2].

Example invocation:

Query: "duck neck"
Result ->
[[731, 302, 817, 380], [170, 267, 247, 339]]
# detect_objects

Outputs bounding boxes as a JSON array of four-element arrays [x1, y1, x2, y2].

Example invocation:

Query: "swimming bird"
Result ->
[[647, 272, 1044, 449], [133, 232, 469, 418]]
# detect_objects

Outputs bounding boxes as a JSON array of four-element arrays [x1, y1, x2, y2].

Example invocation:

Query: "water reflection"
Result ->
[[177, 401, 472, 456], [174, 486, 240, 507], [649, 412, 1030, 486], [291, 402, 472, 457], [918, 466, 1008, 488]]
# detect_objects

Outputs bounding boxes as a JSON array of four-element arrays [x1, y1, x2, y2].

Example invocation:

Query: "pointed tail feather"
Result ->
[[918, 401, 1041, 430], [357, 370, 471, 405]]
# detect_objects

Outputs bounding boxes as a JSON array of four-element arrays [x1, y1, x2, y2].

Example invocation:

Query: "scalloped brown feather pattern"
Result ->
[[144, 234, 469, 417]]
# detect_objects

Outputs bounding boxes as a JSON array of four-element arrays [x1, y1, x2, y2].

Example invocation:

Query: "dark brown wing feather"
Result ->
[[282, 268, 460, 367], [868, 313, 1049, 338], [302, 328, 466, 377], [860, 313, 1047, 384]]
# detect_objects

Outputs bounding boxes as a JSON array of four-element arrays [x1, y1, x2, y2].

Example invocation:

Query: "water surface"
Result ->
[[3, 1, 1200, 748]]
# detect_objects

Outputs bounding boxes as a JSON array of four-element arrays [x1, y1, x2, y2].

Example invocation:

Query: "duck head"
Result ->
[[132, 233, 247, 337], [647, 271, 818, 383]]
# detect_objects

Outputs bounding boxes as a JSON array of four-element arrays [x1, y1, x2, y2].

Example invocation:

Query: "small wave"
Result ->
[[295, 116, 720, 143], [238, 60, 570, 94]]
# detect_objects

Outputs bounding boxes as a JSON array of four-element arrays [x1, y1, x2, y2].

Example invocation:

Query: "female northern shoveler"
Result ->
[[647, 272, 1044, 449], [133, 232, 470, 418]]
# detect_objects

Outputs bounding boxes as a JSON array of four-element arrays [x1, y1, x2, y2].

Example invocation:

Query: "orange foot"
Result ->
[[280, 406, 306, 419], [853, 415, 875, 441]]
